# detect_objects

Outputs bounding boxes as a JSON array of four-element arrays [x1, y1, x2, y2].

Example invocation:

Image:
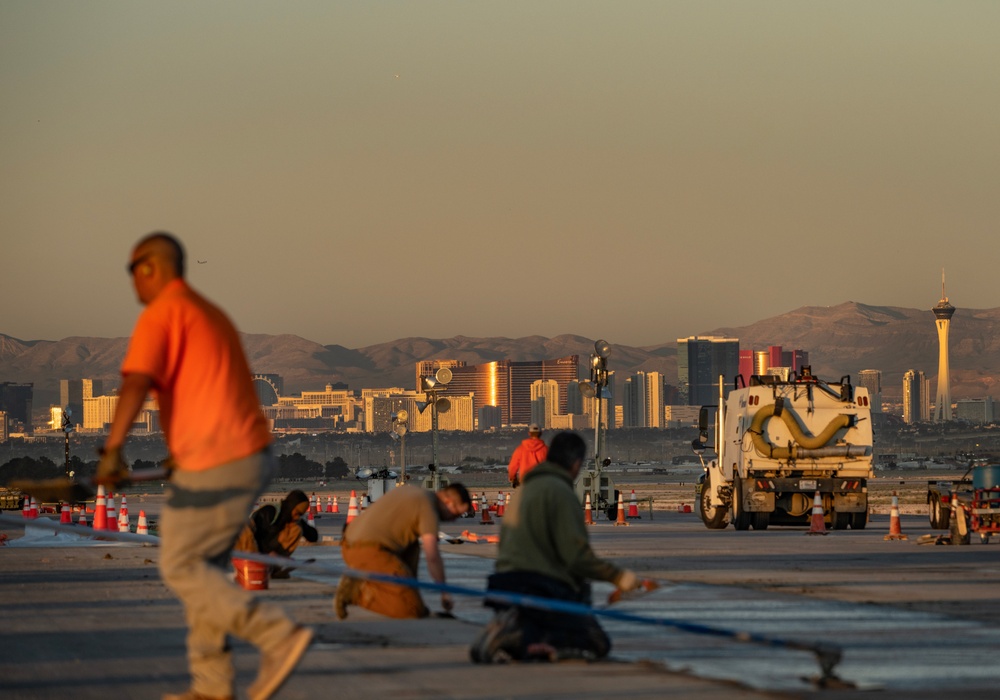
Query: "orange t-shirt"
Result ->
[[121, 279, 271, 471]]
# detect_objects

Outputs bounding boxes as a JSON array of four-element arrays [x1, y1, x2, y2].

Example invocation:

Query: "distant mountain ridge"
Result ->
[[4, 301, 999, 409]]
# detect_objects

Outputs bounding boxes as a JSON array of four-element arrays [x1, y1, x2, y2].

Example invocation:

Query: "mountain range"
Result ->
[[4, 301, 1000, 409]]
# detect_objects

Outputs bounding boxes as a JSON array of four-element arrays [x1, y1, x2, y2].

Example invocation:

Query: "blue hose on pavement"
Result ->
[[0, 513, 843, 683]]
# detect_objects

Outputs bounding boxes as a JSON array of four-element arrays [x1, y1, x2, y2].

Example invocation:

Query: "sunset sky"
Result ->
[[2, 2, 998, 349]]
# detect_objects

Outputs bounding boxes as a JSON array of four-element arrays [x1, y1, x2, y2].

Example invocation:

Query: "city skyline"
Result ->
[[2, 3, 999, 349]]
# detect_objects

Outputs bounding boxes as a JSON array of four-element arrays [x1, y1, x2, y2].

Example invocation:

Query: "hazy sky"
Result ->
[[3, 2, 998, 349]]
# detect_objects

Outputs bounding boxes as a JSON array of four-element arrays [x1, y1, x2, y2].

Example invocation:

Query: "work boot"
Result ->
[[334, 575, 360, 620], [469, 608, 521, 663], [247, 625, 313, 700]]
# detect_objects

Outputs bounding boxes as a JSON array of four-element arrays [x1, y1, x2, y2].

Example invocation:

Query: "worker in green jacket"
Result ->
[[470, 431, 640, 663]]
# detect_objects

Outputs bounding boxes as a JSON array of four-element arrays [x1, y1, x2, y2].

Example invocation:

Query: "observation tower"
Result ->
[[933, 272, 955, 422]]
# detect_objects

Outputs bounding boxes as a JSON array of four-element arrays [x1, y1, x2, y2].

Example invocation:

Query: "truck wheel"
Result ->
[[849, 510, 868, 530], [832, 510, 851, 530], [700, 475, 729, 530], [931, 494, 951, 530], [751, 511, 769, 530], [732, 479, 751, 531]]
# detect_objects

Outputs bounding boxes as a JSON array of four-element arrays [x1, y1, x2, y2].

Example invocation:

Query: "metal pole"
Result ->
[[400, 431, 406, 483], [431, 398, 440, 490]]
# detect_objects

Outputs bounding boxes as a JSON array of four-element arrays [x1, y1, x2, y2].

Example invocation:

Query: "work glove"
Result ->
[[95, 446, 130, 487], [615, 569, 640, 592]]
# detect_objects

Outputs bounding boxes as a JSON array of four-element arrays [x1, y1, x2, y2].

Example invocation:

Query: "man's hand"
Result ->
[[94, 446, 130, 487], [615, 569, 640, 591], [440, 591, 454, 613]]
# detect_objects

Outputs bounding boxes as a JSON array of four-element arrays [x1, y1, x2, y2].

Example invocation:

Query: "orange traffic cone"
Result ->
[[806, 491, 828, 535], [118, 509, 130, 533], [136, 510, 149, 535], [93, 486, 108, 531], [325, 495, 333, 513], [331, 495, 340, 514], [496, 492, 506, 517], [480, 494, 494, 524], [884, 492, 908, 541], [106, 493, 117, 532], [28, 496, 39, 519], [60, 503, 72, 524], [77, 509, 89, 527], [307, 508, 316, 530], [584, 491, 594, 526], [614, 493, 629, 527], [346, 491, 359, 524], [627, 489, 640, 519], [312, 494, 322, 519], [22, 495, 30, 519]]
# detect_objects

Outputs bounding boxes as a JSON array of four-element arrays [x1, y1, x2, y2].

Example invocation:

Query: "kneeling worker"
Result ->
[[471, 431, 641, 663], [335, 483, 473, 619], [236, 490, 318, 578]]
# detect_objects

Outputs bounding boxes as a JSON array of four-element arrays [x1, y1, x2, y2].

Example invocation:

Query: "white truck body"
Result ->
[[697, 370, 874, 530]]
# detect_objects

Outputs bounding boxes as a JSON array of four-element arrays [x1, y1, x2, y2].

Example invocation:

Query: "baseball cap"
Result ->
[[528, 424, 541, 433]]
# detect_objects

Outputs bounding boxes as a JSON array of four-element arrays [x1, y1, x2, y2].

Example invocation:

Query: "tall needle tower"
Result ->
[[933, 270, 955, 422]]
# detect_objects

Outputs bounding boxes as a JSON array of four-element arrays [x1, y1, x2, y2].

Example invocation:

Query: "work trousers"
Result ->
[[340, 540, 429, 618], [159, 448, 297, 697], [484, 571, 611, 660]]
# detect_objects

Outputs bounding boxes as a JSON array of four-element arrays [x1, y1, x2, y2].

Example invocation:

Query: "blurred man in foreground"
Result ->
[[98, 232, 310, 700]]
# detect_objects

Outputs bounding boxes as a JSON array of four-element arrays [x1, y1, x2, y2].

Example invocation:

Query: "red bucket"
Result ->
[[233, 558, 270, 590]]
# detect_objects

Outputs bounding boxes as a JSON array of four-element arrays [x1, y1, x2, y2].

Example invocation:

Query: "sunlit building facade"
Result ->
[[902, 369, 930, 424]]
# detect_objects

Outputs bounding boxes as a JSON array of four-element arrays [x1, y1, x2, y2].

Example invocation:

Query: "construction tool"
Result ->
[[11, 466, 170, 503]]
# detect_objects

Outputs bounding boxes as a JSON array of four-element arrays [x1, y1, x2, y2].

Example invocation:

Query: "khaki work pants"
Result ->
[[159, 449, 297, 697], [340, 540, 429, 618]]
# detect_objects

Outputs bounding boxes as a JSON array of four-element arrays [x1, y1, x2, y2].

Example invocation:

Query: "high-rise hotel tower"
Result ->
[[933, 273, 956, 422]]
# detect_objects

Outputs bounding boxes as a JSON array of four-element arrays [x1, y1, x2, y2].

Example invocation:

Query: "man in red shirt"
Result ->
[[507, 424, 548, 487], [98, 232, 310, 700]]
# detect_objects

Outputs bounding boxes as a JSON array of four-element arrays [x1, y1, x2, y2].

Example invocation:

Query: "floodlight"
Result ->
[[436, 397, 451, 413], [396, 409, 408, 422], [594, 339, 611, 358], [435, 367, 453, 384], [578, 381, 597, 398]]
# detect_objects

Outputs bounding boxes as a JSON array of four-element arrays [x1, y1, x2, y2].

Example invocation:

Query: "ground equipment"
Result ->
[[693, 367, 874, 530]]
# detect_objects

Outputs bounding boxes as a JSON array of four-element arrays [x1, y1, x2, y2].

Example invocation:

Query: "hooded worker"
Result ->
[[236, 489, 318, 578], [507, 424, 547, 487]]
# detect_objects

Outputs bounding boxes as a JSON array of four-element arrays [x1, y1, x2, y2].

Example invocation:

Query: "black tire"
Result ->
[[928, 495, 940, 529], [832, 510, 851, 530], [700, 474, 729, 530], [732, 478, 751, 531], [932, 496, 950, 530], [850, 510, 868, 530], [751, 511, 769, 530]]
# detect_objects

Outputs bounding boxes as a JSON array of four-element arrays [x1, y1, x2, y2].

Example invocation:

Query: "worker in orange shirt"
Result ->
[[97, 232, 310, 700], [508, 424, 547, 487]]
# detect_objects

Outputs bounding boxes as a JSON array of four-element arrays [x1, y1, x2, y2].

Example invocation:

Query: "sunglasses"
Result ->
[[127, 253, 153, 276]]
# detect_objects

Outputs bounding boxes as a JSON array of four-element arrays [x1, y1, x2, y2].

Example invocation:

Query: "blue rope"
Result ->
[[0, 513, 841, 678]]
